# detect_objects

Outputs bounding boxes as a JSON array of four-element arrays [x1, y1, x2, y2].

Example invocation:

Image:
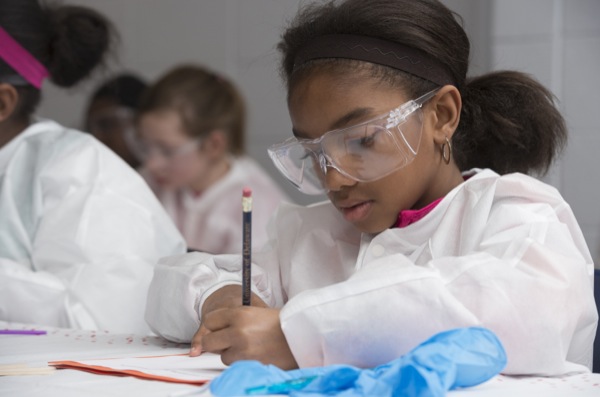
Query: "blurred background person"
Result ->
[[0, 0, 185, 333], [84, 73, 147, 169], [136, 64, 289, 253]]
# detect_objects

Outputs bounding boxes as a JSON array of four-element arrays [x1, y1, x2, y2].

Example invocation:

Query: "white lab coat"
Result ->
[[145, 169, 597, 375], [0, 119, 186, 334], [143, 157, 289, 254]]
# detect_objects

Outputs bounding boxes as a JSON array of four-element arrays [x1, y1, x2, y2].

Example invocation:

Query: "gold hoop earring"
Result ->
[[441, 136, 452, 164]]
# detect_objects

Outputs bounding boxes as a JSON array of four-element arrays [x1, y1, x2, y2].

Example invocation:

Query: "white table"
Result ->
[[1, 321, 599, 397], [0, 321, 203, 397]]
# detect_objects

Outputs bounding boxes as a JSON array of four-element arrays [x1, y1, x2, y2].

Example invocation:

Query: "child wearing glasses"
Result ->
[[136, 65, 288, 254], [84, 73, 148, 169], [0, 0, 185, 333], [145, 0, 597, 375]]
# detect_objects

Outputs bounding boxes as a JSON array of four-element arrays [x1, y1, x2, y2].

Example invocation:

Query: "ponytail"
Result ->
[[45, 5, 116, 88], [0, 0, 116, 120], [454, 71, 567, 176]]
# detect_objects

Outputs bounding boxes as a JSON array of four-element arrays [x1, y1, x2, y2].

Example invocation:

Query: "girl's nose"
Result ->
[[323, 164, 357, 192], [144, 152, 167, 174]]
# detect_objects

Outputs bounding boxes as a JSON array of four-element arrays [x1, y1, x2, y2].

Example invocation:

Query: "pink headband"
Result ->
[[0, 25, 49, 89]]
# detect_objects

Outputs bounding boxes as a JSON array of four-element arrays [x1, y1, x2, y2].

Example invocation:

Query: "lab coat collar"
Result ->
[[366, 168, 499, 248]]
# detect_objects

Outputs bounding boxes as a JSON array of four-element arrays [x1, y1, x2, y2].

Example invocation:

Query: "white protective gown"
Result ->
[[143, 157, 289, 254], [145, 169, 598, 375], [0, 119, 186, 334]]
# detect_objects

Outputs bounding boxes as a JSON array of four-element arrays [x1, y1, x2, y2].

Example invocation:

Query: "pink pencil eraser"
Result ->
[[243, 187, 252, 197]]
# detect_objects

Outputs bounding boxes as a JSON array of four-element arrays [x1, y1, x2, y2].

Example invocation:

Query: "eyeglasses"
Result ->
[[135, 137, 202, 162], [87, 108, 134, 137], [268, 89, 438, 195]]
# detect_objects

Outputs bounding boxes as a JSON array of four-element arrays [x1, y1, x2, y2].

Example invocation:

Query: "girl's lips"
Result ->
[[340, 201, 373, 223]]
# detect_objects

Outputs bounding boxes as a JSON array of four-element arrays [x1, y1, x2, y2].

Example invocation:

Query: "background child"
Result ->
[[145, 0, 597, 375], [84, 73, 148, 169], [0, 0, 185, 333], [136, 64, 288, 253]]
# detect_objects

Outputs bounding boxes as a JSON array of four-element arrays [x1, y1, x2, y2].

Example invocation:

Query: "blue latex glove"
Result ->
[[210, 327, 507, 397]]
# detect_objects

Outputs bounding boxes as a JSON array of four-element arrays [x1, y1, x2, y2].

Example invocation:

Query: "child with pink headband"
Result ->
[[0, 0, 185, 333], [145, 0, 597, 377]]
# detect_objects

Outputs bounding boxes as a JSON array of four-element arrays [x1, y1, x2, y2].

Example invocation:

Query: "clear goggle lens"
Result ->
[[268, 89, 437, 195]]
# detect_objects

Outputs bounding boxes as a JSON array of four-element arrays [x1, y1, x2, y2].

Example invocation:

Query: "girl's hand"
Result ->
[[199, 306, 298, 370], [190, 324, 210, 357], [190, 284, 269, 356]]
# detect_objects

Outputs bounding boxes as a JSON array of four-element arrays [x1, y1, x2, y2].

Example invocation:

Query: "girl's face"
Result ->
[[86, 98, 139, 168], [288, 70, 443, 234], [137, 109, 211, 190]]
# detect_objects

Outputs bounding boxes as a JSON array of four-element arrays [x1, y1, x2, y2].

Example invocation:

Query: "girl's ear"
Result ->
[[427, 85, 461, 145], [202, 129, 230, 159], [0, 83, 19, 122]]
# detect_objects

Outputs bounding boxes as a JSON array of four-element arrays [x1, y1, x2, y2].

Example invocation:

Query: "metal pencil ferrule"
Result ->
[[242, 196, 253, 212]]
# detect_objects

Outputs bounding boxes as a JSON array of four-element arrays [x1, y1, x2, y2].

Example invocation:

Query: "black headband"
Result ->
[[293, 34, 454, 86]]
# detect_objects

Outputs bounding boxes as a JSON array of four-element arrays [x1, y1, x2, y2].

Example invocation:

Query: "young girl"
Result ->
[[84, 73, 148, 169], [145, 0, 597, 375], [0, 0, 185, 333], [136, 65, 288, 253]]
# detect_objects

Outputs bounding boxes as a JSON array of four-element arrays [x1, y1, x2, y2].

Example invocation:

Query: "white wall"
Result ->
[[39, 0, 313, 204], [37, 0, 490, 207], [38, 1, 599, 266], [489, 0, 600, 268]]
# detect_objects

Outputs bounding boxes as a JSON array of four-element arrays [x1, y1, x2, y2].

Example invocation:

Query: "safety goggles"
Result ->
[[134, 136, 202, 162], [88, 108, 134, 137], [268, 89, 438, 195]]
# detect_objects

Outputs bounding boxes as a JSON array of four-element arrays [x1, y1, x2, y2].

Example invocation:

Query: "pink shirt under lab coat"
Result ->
[[144, 157, 289, 253]]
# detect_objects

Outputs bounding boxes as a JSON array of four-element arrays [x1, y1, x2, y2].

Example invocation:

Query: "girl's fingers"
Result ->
[[201, 327, 235, 355], [203, 307, 235, 331], [190, 325, 209, 357], [192, 308, 237, 356]]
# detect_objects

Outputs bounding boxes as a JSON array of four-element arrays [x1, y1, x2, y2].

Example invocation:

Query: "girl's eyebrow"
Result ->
[[292, 107, 375, 139], [330, 107, 374, 130]]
